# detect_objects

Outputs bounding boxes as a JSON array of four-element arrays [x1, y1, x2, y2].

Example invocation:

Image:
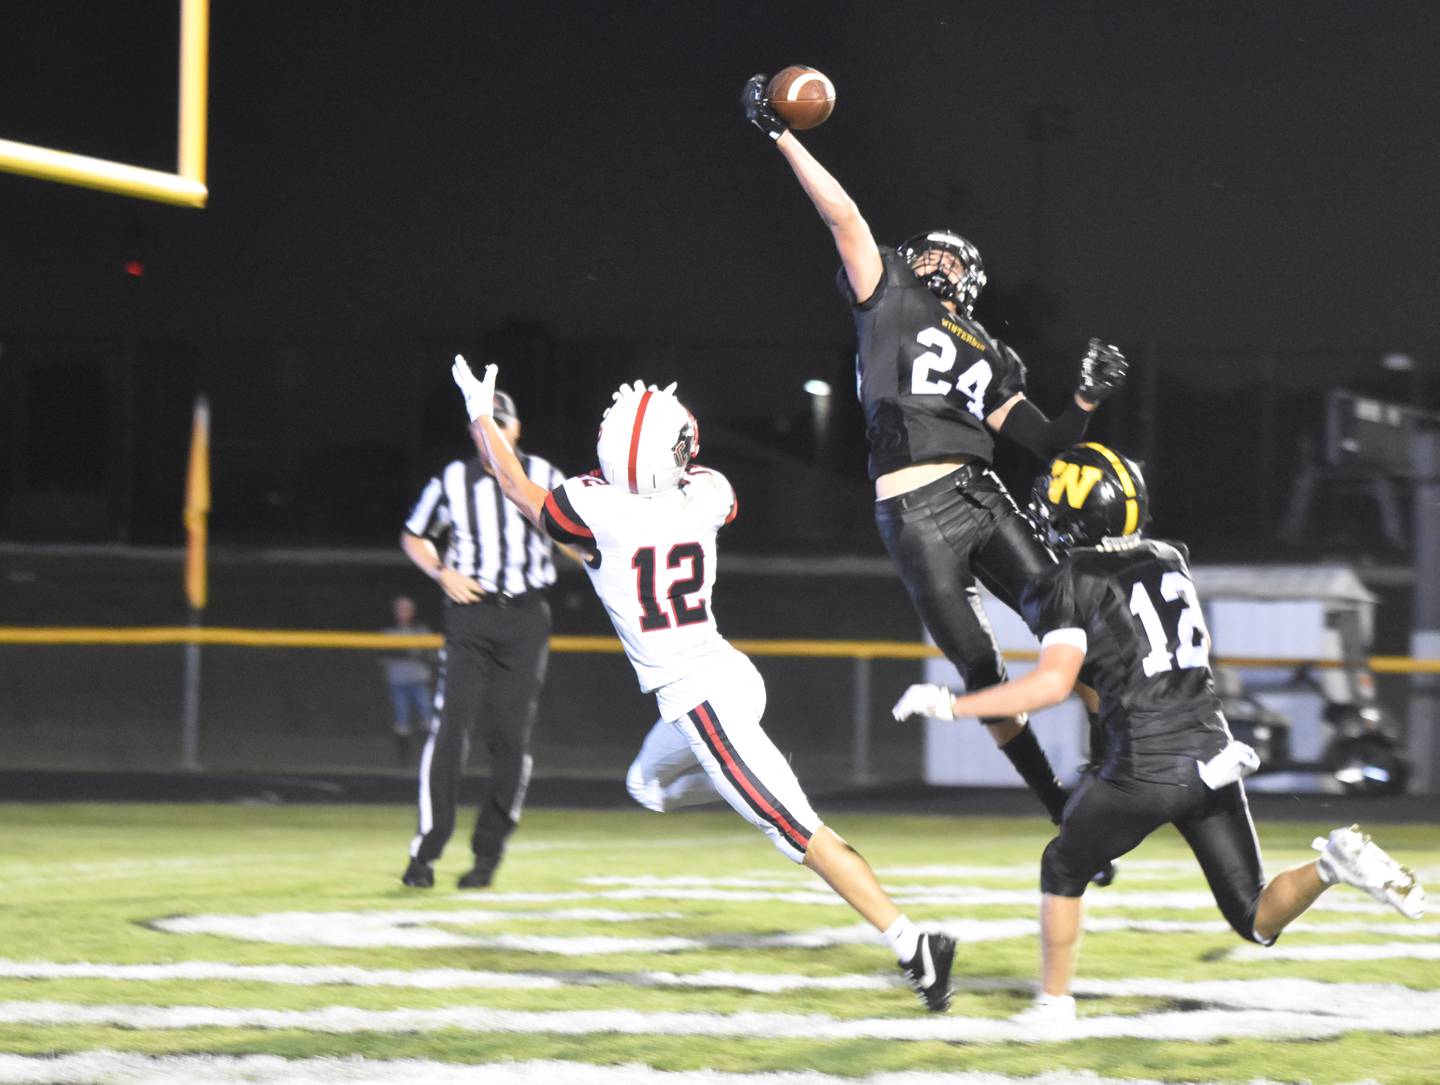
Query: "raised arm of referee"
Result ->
[[397, 386, 566, 891]]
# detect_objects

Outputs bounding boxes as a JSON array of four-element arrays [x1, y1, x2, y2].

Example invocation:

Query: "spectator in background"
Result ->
[[398, 383, 567, 891], [378, 595, 434, 764]]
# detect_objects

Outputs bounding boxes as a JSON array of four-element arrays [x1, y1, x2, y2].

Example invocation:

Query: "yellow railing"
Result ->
[[2, 626, 1439, 673]]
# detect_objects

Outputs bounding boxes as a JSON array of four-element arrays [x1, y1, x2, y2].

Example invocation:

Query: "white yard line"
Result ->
[[150, 909, 690, 951], [457, 885, 1407, 915], [0, 1051, 1295, 1085], [1230, 941, 1440, 961], [3, 976, 1438, 1043], [6, 939, 1438, 993], [0, 960, 893, 993], [146, 905, 1435, 953]]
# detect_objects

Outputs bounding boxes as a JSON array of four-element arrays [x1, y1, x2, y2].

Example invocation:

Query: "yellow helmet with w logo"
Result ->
[[1029, 442, 1148, 548]]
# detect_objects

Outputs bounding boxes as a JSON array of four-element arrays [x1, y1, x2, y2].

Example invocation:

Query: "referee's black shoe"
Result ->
[[401, 858, 434, 888], [457, 862, 495, 889]]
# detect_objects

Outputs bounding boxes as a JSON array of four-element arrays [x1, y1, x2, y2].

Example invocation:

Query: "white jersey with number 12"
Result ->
[[542, 466, 738, 694]]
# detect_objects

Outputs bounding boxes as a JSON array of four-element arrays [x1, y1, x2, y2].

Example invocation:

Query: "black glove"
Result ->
[[741, 73, 786, 141], [1077, 338, 1128, 404]]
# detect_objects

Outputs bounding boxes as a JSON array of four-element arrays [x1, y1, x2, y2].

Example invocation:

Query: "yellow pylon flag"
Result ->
[[183, 396, 210, 610]]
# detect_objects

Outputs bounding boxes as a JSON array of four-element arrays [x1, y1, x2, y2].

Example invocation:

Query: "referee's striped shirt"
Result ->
[[404, 454, 566, 596]]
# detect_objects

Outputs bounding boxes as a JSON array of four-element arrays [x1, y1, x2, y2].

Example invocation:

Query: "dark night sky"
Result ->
[[3, 1, 1439, 358]]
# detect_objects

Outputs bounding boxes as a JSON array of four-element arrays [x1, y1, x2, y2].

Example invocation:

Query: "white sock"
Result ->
[[883, 915, 921, 962], [1035, 991, 1074, 1007]]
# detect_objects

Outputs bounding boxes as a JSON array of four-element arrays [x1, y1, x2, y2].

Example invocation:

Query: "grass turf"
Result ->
[[1, 802, 1435, 1083]]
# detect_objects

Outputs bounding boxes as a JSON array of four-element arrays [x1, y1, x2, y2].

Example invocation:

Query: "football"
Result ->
[[765, 66, 835, 130]]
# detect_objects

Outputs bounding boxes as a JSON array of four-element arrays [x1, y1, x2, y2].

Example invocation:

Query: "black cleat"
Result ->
[[401, 857, 434, 888], [1091, 860, 1117, 887], [899, 932, 955, 1012], [457, 863, 495, 890]]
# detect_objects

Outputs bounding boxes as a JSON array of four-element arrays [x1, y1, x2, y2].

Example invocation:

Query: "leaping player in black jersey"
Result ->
[[742, 75, 1128, 840], [893, 443, 1426, 1029]]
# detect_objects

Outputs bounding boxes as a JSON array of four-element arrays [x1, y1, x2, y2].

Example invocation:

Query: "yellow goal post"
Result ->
[[0, 0, 209, 207]]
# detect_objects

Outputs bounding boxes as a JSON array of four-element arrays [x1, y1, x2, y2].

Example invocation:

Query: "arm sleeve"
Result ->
[[999, 397, 1091, 459], [987, 342, 1029, 409], [540, 482, 595, 546]]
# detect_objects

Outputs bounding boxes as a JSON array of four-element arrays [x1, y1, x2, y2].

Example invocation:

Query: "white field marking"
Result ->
[[0, 1051, 1271, 1085], [726, 915, 1440, 952], [4, 977, 1440, 1042], [145, 905, 1435, 954], [0, 960, 562, 990], [1230, 941, 1440, 962], [467, 884, 1409, 916], [6, 954, 1440, 1003], [151, 909, 688, 951], [509, 834, 757, 854], [0, 959, 895, 994], [582, 875, 808, 888]]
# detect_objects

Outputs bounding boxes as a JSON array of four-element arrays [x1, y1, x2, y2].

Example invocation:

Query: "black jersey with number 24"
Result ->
[[840, 248, 1028, 480], [1021, 539, 1229, 784]]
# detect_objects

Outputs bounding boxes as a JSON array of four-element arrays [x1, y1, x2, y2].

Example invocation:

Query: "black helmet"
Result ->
[[1029, 442, 1148, 549], [897, 229, 986, 314]]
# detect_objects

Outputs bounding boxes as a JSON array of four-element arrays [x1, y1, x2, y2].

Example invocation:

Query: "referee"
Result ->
[[398, 385, 565, 890]]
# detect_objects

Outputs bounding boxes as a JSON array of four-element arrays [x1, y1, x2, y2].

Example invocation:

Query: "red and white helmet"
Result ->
[[596, 380, 699, 495]]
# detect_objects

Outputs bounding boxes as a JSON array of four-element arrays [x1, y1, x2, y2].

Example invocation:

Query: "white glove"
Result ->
[[452, 354, 498, 423], [1196, 740, 1261, 789], [892, 683, 955, 722]]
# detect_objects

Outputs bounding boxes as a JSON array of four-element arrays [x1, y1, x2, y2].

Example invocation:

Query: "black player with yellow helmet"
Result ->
[[894, 441, 1425, 1029], [1028, 442, 1149, 550]]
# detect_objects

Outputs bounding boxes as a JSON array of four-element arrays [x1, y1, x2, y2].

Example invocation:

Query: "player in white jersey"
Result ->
[[452, 356, 958, 1012]]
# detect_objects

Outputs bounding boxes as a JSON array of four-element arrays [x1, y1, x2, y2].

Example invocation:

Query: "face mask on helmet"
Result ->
[[596, 381, 699, 495], [897, 229, 987, 315], [1028, 442, 1148, 549]]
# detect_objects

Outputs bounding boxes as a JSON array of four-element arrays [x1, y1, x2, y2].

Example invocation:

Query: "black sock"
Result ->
[[1000, 724, 1068, 823]]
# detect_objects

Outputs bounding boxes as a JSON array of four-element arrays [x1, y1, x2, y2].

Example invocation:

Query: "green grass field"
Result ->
[[1, 802, 1435, 1084]]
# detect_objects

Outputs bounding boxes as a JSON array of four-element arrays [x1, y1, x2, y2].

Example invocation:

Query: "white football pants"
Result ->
[[627, 649, 821, 864]]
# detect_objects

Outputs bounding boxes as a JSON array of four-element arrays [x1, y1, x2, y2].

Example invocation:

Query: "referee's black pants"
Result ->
[[410, 593, 551, 873]]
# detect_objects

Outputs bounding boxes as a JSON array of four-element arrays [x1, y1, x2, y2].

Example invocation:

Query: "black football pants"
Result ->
[[410, 594, 551, 871], [874, 465, 1055, 714], [1042, 767, 1271, 943]]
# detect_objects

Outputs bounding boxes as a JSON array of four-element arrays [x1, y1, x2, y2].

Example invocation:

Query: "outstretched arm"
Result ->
[[452, 357, 548, 528], [893, 640, 1086, 723], [987, 339, 1129, 457], [743, 74, 883, 304]]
